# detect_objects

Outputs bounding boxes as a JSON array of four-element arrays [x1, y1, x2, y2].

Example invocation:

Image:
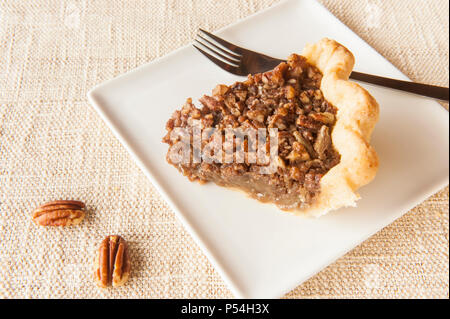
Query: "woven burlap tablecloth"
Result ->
[[0, 0, 448, 299]]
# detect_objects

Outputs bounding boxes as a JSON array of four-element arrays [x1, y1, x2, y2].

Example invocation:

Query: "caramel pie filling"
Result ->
[[163, 54, 340, 210]]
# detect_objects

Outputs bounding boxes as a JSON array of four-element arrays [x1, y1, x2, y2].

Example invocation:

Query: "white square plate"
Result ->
[[88, 0, 449, 298]]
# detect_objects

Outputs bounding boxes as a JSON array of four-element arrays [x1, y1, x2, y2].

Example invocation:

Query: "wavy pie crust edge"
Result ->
[[299, 38, 379, 217]]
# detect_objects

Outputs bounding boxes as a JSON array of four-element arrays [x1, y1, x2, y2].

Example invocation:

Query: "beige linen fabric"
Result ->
[[0, 0, 448, 299]]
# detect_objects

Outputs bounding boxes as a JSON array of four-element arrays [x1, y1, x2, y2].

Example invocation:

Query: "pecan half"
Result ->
[[32, 200, 85, 226], [94, 235, 131, 288]]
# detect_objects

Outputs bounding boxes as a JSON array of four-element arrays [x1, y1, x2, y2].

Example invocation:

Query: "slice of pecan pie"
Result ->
[[162, 39, 379, 216]]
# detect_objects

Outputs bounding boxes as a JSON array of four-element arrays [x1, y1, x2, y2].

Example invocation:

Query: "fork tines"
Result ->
[[193, 29, 246, 75]]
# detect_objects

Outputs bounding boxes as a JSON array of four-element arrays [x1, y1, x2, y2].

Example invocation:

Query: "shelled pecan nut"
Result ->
[[32, 200, 86, 226], [94, 235, 131, 288]]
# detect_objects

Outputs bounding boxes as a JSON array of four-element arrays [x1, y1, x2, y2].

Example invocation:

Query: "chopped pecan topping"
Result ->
[[309, 112, 335, 124], [296, 115, 322, 130], [163, 54, 340, 210], [314, 125, 332, 160], [212, 84, 229, 96]]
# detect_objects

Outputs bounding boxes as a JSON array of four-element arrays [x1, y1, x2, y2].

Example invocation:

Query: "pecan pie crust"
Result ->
[[302, 39, 379, 216], [163, 38, 379, 216]]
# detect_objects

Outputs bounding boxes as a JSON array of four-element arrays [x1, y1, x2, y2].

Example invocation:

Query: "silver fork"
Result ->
[[193, 29, 449, 102]]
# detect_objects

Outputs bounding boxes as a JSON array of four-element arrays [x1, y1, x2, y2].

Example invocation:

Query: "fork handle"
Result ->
[[349, 71, 449, 102]]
